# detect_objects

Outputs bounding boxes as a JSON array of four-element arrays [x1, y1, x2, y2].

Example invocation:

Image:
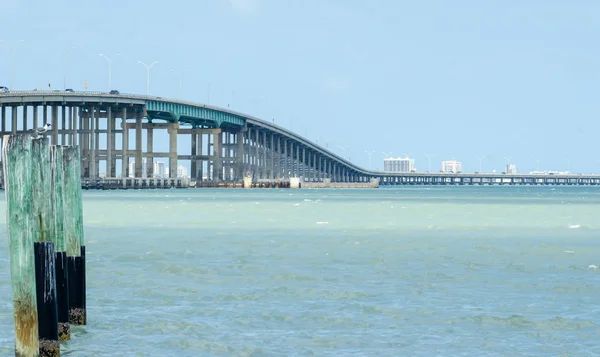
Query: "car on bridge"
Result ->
[[65, 88, 74, 92], [0, 86, 9, 93], [109, 89, 120, 95]]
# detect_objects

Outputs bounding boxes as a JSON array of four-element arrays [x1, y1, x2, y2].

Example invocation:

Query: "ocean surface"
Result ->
[[1, 186, 599, 356]]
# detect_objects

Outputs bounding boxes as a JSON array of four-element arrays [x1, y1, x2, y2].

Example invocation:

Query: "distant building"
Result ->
[[441, 160, 462, 173], [128, 161, 135, 178], [153, 162, 166, 178], [177, 165, 189, 178], [383, 157, 415, 172], [506, 164, 517, 174]]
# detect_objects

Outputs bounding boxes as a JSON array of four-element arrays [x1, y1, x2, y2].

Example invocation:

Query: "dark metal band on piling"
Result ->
[[55, 252, 70, 340], [34, 242, 59, 355], [67, 248, 86, 325]]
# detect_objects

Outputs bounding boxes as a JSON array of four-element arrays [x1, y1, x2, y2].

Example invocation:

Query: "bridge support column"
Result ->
[[212, 129, 222, 181], [106, 107, 113, 178], [269, 134, 274, 179], [61, 105, 66, 144], [261, 131, 267, 179], [22, 105, 27, 132], [52, 105, 59, 144], [197, 129, 203, 181], [1, 105, 5, 136], [121, 108, 128, 178], [11, 106, 17, 134], [70, 106, 76, 147], [169, 122, 178, 178], [90, 106, 97, 179], [191, 128, 197, 180], [135, 113, 143, 178], [147, 122, 154, 178]]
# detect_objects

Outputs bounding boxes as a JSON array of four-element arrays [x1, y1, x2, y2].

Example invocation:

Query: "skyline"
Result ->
[[1, 1, 599, 173]]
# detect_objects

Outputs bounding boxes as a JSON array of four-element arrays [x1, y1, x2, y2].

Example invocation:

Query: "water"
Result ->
[[1, 186, 599, 356]]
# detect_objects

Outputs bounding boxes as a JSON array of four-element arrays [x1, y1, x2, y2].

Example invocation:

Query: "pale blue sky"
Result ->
[[1, 0, 599, 173]]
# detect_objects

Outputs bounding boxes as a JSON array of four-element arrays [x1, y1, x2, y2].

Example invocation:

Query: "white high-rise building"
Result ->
[[441, 160, 462, 173], [177, 165, 189, 178], [506, 163, 517, 174], [128, 161, 135, 177], [153, 162, 166, 178], [383, 157, 415, 172]]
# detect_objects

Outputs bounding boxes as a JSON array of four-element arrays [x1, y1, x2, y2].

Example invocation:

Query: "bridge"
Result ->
[[1, 90, 600, 187]]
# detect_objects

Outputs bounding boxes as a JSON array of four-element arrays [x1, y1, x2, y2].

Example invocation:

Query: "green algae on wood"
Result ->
[[31, 138, 53, 244], [61, 147, 82, 258], [3, 134, 40, 357]]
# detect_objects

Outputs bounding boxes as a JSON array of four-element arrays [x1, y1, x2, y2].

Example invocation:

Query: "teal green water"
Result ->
[[1, 187, 599, 356]]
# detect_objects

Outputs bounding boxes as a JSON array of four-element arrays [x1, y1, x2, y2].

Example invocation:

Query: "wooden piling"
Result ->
[[62, 147, 86, 325], [51, 146, 69, 340], [31, 138, 60, 357], [33, 243, 59, 357], [2, 134, 40, 357]]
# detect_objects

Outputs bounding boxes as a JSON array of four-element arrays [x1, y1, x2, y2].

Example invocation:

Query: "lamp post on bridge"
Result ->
[[365, 150, 375, 170], [137, 60, 159, 95], [476, 155, 486, 173], [424, 153, 435, 173], [171, 69, 191, 98], [99, 53, 120, 91], [57, 46, 77, 90], [337, 145, 350, 160], [534, 157, 541, 172], [0, 39, 25, 89]]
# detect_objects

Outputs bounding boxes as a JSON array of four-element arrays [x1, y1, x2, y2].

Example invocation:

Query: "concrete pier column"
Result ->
[[11, 106, 17, 134], [147, 123, 154, 178], [191, 128, 197, 180], [198, 129, 203, 181], [32, 105, 38, 133], [269, 134, 274, 179], [90, 107, 96, 179], [1, 105, 5, 135], [95, 111, 100, 174], [121, 108, 128, 178], [106, 107, 113, 178], [283, 140, 288, 178], [52, 105, 59, 144], [236, 129, 244, 181], [110, 111, 116, 176], [289, 141, 296, 177], [22, 105, 27, 131], [168, 122, 178, 178], [61, 106, 66, 144], [213, 129, 222, 181], [206, 130, 212, 179], [302, 147, 306, 178], [254, 128, 259, 176], [135, 113, 142, 177], [72, 107, 78, 147], [43, 105, 48, 128]]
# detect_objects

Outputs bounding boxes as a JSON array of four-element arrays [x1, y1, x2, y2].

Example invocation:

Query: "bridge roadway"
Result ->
[[1, 90, 599, 186]]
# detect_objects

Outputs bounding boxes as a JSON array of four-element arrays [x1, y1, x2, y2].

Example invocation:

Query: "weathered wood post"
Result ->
[[31, 138, 60, 357], [51, 146, 70, 340], [62, 147, 86, 325], [3, 134, 40, 357]]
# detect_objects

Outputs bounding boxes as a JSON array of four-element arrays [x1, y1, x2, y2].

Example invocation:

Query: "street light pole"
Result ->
[[365, 150, 375, 170], [476, 155, 486, 173], [138, 60, 158, 95], [424, 153, 435, 172], [0, 39, 25, 89], [534, 158, 541, 172], [99, 53, 120, 90], [337, 145, 350, 160], [171, 69, 190, 98]]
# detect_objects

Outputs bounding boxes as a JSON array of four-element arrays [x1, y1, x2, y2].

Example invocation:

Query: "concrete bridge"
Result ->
[[1, 90, 600, 187]]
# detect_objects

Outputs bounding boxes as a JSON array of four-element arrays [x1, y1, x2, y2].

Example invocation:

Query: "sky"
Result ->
[[1, 0, 599, 173]]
